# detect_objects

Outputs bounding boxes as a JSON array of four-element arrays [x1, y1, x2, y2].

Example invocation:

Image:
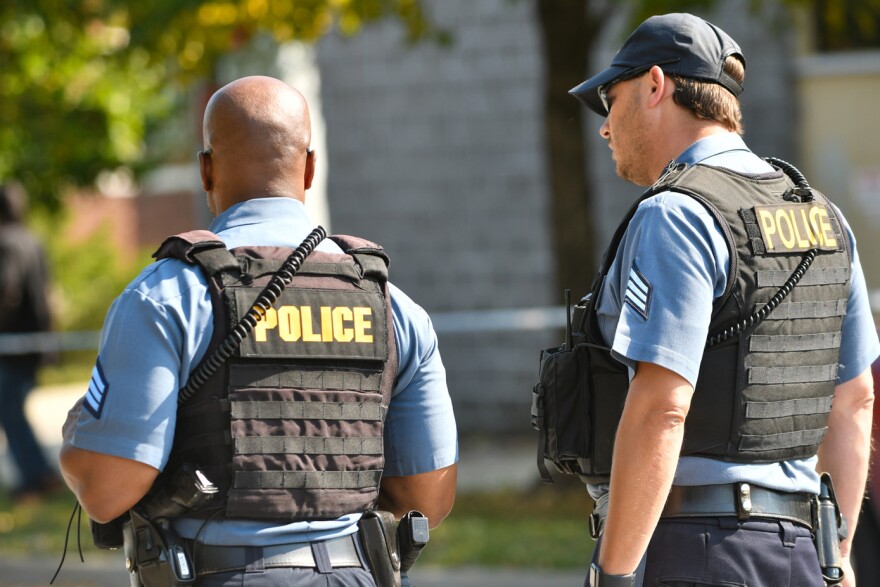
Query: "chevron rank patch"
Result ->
[[624, 265, 652, 320], [85, 359, 110, 419]]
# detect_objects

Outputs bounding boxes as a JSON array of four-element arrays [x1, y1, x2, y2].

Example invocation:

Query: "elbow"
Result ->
[[662, 404, 689, 429], [82, 500, 131, 525], [424, 487, 456, 529]]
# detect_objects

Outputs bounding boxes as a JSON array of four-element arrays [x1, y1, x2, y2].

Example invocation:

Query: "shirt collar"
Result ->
[[674, 133, 751, 166], [209, 197, 308, 234]]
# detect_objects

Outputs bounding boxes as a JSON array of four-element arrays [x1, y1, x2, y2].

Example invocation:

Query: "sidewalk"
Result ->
[[0, 384, 586, 586]]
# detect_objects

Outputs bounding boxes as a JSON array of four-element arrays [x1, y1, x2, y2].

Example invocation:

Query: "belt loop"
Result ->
[[245, 546, 264, 573], [736, 483, 752, 520], [311, 541, 333, 574], [780, 520, 797, 548]]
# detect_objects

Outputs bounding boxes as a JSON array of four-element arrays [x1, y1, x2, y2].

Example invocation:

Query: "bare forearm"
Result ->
[[599, 363, 693, 575], [816, 368, 875, 559], [378, 463, 457, 528]]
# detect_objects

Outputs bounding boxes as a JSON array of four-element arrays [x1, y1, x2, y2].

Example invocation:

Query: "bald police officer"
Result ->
[[567, 13, 877, 587], [60, 76, 458, 586]]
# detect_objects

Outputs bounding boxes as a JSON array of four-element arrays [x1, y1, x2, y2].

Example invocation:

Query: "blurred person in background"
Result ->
[[0, 181, 60, 502]]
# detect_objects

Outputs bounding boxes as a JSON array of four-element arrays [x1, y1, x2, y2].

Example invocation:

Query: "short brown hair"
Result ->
[[671, 55, 745, 134]]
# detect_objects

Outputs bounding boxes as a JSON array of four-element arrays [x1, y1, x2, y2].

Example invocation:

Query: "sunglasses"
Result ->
[[597, 60, 679, 114]]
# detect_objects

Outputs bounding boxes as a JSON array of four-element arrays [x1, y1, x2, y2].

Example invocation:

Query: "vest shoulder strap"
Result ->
[[329, 234, 390, 281], [153, 230, 239, 276]]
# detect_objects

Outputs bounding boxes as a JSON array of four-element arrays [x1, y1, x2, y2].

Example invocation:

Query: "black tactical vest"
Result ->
[[152, 230, 398, 521], [592, 163, 851, 463]]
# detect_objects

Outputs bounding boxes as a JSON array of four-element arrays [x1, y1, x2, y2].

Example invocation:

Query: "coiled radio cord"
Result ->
[[178, 226, 327, 404], [706, 158, 818, 348]]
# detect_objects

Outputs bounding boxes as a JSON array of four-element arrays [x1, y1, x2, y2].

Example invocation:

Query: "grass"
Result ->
[[0, 480, 596, 570], [420, 479, 596, 569]]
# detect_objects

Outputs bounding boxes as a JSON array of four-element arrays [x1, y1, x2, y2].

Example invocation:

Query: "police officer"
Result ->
[[567, 13, 877, 587], [59, 75, 458, 586]]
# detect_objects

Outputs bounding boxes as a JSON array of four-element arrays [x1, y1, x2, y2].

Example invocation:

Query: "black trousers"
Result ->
[[589, 516, 823, 587], [644, 517, 823, 587]]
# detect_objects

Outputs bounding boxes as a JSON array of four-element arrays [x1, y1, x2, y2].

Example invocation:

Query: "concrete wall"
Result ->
[[796, 51, 880, 301], [313, 1, 801, 434], [315, 0, 558, 434]]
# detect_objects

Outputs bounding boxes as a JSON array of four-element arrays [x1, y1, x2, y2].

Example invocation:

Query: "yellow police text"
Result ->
[[756, 204, 838, 252], [254, 306, 374, 343]]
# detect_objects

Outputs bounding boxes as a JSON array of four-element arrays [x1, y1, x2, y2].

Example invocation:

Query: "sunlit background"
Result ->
[[1, 0, 879, 584]]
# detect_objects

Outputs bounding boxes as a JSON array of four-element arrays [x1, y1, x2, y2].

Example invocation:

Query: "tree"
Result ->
[[0, 0, 432, 212]]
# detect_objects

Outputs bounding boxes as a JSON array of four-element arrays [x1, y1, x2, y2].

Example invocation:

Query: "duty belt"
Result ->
[[662, 483, 814, 530], [193, 534, 361, 576]]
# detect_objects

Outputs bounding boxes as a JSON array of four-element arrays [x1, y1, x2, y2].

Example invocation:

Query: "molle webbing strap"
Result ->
[[745, 397, 834, 419], [235, 470, 383, 490], [231, 400, 383, 421], [230, 365, 383, 392], [739, 428, 828, 453], [756, 267, 850, 288], [246, 259, 363, 281], [748, 364, 838, 385], [754, 299, 847, 320], [749, 332, 842, 352], [739, 208, 768, 255], [235, 436, 384, 455]]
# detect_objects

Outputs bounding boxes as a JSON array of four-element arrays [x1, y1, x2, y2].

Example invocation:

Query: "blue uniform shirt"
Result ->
[[595, 133, 880, 495], [68, 197, 458, 545]]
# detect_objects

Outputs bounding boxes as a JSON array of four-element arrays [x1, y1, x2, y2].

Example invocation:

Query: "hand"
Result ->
[[839, 555, 855, 587]]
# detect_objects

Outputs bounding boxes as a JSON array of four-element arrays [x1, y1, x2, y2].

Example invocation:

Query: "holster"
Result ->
[[358, 510, 401, 587], [123, 509, 195, 587], [813, 472, 847, 586]]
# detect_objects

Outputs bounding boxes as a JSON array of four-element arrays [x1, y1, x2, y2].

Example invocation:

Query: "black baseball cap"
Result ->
[[570, 13, 745, 117]]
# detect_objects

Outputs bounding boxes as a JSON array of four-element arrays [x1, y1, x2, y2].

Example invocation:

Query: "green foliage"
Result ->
[[0, 0, 431, 213], [420, 483, 595, 569], [30, 207, 152, 333]]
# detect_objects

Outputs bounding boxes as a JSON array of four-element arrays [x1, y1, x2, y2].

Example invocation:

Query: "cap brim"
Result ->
[[569, 65, 631, 117]]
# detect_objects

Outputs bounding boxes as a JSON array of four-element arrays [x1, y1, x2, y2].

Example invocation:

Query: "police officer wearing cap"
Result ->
[[59, 76, 458, 586], [567, 13, 877, 587]]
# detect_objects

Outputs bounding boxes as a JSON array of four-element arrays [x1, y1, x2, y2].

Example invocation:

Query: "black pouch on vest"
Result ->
[[531, 293, 629, 484], [90, 514, 126, 550], [358, 510, 401, 587]]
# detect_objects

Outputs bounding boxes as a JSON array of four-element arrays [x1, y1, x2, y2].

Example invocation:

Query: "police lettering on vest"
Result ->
[[754, 203, 839, 253], [235, 288, 387, 361], [254, 305, 374, 344]]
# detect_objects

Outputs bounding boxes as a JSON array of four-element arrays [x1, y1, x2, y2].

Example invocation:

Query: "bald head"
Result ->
[[200, 76, 315, 215]]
